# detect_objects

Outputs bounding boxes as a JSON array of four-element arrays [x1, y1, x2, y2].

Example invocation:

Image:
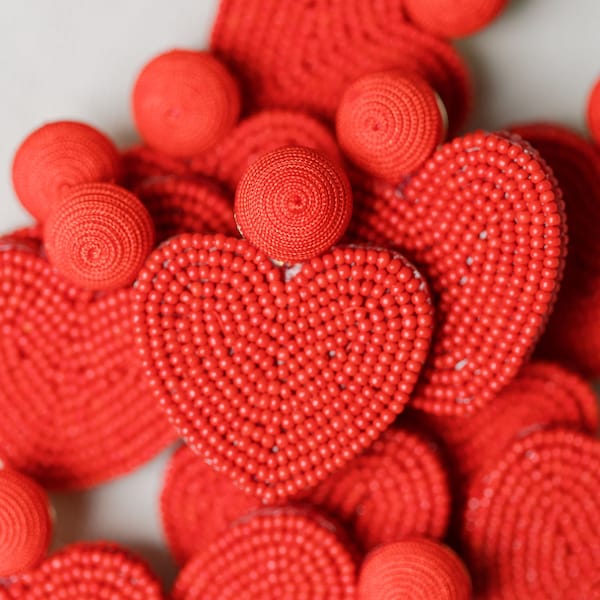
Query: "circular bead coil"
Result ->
[[586, 76, 600, 144]]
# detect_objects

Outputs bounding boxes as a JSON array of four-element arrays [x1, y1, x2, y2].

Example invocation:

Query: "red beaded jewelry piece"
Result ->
[[133, 234, 434, 502], [133, 50, 241, 158], [1, 542, 165, 599], [403, 0, 509, 38], [11, 121, 121, 222], [211, 0, 472, 134], [336, 71, 446, 181], [0, 229, 175, 489], [135, 176, 236, 244], [413, 361, 599, 485], [461, 428, 600, 599], [349, 131, 566, 415], [510, 123, 600, 376], [0, 469, 52, 578], [305, 426, 450, 552], [357, 539, 472, 600], [586, 76, 600, 145], [44, 182, 155, 290], [190, 110, 343, 192], [172, 510, 357, 600], [235, 146, 353, 262]]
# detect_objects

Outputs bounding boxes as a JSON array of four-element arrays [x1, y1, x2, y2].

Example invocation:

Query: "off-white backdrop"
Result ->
[[0, 0, 599, 589]]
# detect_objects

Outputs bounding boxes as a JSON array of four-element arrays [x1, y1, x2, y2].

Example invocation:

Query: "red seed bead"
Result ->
[[461, 428, 600, 599], [132, 49, 241, 158], [0, 469, 52, 578], [2, 542, 164, 599], [358, 539, 472, 600], [587, 76, 600, 145], [172, 510, 356, 600], [235, 146, 352, 262], [11, 121, 121, 222], [337, 71, 446, 181], [44, 182, 155, 290], [403, 0, 509, 38]]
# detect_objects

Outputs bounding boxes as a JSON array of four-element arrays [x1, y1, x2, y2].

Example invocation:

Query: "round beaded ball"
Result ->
[[132, 49, 241, 158], [11, 121, 121, 222], [336, 71, 446, 181], [235, 146, 352, 262], [0, 468, 52, 578], [43, 182, 155, 290], [587, 76, 600, 145]]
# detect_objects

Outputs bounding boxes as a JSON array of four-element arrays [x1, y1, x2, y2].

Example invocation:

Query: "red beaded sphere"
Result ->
[[337, 71, 446, 181], [235, 146, 353, 262], [0, 468, 52, 578], [133, 49, 241, 157], [44, 182, 155, 290], [12, 121, 121, 222], [587, 77, 600, 145]]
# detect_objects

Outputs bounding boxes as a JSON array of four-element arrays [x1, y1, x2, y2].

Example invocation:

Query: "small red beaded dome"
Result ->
[[403, 0, 509, 38], [0, 468, 52, 578], [235, 146, 352, 262], [172, 510, 356, 600], [1, 542, 164, 599], [336, 71, 446, 181], [357, 539, 472, 600], [11, 121, 121, 222], [44, 182, 155, 290], [132, 49, 241, 158], [587, 77, 600, 145]]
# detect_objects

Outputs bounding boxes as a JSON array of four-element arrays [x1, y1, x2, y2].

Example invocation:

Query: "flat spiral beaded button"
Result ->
[[133, 49, 241, 157], [336, 71, 446, 180], [461, 428, 600, 599], [11, 121, 121, 222], [357, 539, 472, 600], [133, 234, 434, 502], [0, 469, 52, 578], [587, 76, 600, 145], [235, 146, 353, 262], [44, 182, 155, 290], [172, 510, 356, 600]]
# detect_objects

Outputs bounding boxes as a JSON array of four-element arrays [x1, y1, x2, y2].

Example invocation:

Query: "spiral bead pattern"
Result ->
[[358, 539, 472, 600], [337, 71, 446, 181], [587, 77, 600, 145], [0, 469, 52, 578], [235, 146, 352, 262], [172, 510, 356, 600], [133, 49, 241, 158], [44, 182, 155, 290], [11, 121, 121, 222]]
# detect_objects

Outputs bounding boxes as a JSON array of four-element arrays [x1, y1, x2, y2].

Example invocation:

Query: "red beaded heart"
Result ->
[[0, 230, 175, 489], [349, 131, 566, 415], [133, 234, 434, 502]]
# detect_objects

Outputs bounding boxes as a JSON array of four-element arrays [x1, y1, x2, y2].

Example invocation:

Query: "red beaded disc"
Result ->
[[44, 183, 155, 290], [235, 146, 352, 262], [11, 121, 121, 222], [403, 0, 509, 38], [211, 0, 472, 134], [336, 71, 446, 181], [461, 429, 600, 599], [306, 426, 450, 552], [413, 361, 599, 485], [348, 131, 566, 415], [510, 123, 600, 376], [0, 469, 52, 578], [135, 176, 236, 244], [1, 542, 164, 599], [132, 50, 241, 158], [358, 539, 472, 600], [133, 234, 434, 502], [190, 110, 343, 192], [587, 77, 600, 145], [160, 445, 261, 565], [172, 510, 356, 600], [0, 229, 175, 489]]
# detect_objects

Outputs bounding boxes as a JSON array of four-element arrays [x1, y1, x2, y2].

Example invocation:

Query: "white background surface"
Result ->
[[0, 0, 599, 590]]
